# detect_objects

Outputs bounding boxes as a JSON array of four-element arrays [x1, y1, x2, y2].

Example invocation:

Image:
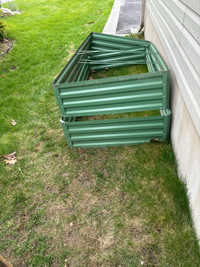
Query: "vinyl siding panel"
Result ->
[[180, 0, 200, 15], [180, 28, 200, 73], [184, 7, 200, 43], [146, 0, 200, 136], [162, 0, 186, 23]]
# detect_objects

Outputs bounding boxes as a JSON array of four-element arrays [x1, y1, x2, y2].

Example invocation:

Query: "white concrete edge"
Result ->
[[103, 0, 143, 35], [103, 0, 121, 34]]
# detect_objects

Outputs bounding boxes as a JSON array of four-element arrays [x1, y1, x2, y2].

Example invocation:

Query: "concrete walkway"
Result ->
[[103, 0, 142, 35]]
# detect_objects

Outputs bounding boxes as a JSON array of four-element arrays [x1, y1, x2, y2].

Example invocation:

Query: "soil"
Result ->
[[0, 38, 12, 57]]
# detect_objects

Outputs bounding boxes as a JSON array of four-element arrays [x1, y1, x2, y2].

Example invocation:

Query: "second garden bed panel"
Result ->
[[60, 109, 171, 148]]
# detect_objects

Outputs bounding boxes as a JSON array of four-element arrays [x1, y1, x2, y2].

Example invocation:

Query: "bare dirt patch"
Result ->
[[0, 38, 12, 57]]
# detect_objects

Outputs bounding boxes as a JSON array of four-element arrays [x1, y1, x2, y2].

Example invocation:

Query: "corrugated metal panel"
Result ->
[[53, 32, 171, 148], [54, 33, 92, 84], [59, 73, 168, 117], [60, 111, 171, 148]]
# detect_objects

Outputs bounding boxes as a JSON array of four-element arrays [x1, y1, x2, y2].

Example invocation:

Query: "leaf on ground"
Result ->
[[5, 158, 17, 165], [2, 152, 17, 165], [90, 69, 96, 74], [64, 259, 69, 267], [3, 151, 16, 160], [11, 119, 17, 126]]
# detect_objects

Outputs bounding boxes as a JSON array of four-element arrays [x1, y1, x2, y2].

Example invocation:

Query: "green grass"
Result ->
[[91, 64, 148, 79], [77, 109, 161, 121], [0, 1, 200, 266]]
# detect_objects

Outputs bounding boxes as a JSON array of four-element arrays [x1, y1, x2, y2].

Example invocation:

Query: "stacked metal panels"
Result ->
[[53, 33, 171, 148]]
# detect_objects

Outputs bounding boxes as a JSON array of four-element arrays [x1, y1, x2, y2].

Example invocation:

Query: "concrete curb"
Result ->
[[103, 0, 142, 36], [102, 0, 121, 35]]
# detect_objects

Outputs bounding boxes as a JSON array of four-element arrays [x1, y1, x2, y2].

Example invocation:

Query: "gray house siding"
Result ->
[[144, 0, 200, 239], [180, 0, 200, 15], [146, 0, 200, 135]]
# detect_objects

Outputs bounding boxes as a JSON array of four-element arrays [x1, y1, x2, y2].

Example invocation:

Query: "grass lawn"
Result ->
[[0, 0, 200, 266]]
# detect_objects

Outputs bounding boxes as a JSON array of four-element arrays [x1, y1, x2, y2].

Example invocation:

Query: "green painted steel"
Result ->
[[52, 33, 171, 148], [60, 111, 171, 148]]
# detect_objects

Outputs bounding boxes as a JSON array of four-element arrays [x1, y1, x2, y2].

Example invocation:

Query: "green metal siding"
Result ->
[[60, 110, 171, 148], [57, 72, 169, 117], [53, 33, 171, 148]]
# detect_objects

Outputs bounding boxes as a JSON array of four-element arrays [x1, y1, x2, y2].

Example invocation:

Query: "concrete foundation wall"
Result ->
[[144, 10, 200, 239]]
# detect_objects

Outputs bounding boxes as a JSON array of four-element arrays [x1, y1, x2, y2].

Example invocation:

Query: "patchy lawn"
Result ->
[[0, 0, 200, 266]]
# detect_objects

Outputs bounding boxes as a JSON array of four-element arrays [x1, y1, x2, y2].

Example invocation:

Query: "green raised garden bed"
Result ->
[[52, 32, 171, 148]]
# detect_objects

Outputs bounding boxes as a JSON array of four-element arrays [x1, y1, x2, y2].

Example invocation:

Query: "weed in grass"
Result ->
[[129, 32, 145, 40], [0, 20, 5, 41], [8, 2, 19, 12], [12, 190, 27, 209]]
